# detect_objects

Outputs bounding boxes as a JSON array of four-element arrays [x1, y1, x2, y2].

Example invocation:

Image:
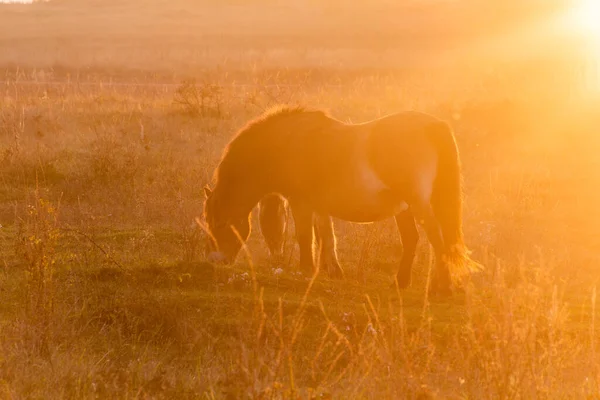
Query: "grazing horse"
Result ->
[[202, 106, 480, 294]]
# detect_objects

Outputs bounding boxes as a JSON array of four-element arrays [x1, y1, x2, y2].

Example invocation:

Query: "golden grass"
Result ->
[[1, 2, 600, 397], [0, 62, 598, 398]]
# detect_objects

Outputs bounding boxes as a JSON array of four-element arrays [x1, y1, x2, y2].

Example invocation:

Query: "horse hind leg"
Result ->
[[258, 194, 289, 263], [314, 214, 344, 279], [394, 210, 419, 289], [410, 201, 452, 296]]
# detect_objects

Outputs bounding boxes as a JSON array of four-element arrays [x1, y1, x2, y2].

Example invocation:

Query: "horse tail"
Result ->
[[428, 121, 482, 278]]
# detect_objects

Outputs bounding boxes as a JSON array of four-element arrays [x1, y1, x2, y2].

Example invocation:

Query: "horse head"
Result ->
[[202, 185, 251, 264]]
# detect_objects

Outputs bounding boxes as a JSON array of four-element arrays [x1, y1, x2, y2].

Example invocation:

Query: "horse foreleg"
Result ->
[[411, 202, 452, 296], [394, 210, 419, 289], [290, 202, 316, 274], [314, 214, 344, 279], [258, 194, 288, 263]]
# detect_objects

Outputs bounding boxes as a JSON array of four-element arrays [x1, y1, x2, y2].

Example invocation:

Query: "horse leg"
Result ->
[[314, 214, 344, 279], [410, 202, 452, 296], [290, 202, 316, 274], [258, 194, 288, 263], [394, 210, 419, 289]]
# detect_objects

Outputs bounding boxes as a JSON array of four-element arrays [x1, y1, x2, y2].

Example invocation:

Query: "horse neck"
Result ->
[[213, 180, 264, 219]]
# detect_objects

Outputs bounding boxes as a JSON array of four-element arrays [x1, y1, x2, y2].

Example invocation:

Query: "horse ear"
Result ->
[[203, 185, 212, 198]]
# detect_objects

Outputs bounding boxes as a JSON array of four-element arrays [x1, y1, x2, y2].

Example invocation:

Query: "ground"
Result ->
[[1, 1, 600, 399]]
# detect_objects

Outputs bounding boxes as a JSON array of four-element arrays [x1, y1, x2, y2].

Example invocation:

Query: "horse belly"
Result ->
[[320, 163, 409, 222], [328, 197, 408, 223]]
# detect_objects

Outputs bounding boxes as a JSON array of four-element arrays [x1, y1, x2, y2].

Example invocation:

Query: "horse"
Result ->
[[202, 105, 481, 295]]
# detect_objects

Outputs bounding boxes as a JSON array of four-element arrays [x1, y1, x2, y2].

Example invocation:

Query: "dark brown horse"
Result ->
[[202, 106, 480, 294]]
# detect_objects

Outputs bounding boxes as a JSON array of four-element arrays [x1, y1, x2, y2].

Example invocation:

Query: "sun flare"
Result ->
[[566, 0, 600, 92], [569, 0, 600, 39]]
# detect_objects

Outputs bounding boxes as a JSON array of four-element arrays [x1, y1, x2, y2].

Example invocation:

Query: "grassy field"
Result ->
[[2, 1, 600, 399]]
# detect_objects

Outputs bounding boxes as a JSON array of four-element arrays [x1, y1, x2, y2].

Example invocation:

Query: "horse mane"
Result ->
[[236, 104, 331, 135], [211, 105, 333, 184]]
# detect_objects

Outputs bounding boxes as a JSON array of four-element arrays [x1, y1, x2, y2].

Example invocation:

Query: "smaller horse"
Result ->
[[202, 106, 481, 295]]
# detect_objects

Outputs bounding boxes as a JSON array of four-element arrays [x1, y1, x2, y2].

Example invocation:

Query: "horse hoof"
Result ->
[[395, 274, 411, 289], [429, 284, 453, 298], [330, 268, 344, 280], [298, 265, 315, 277], [270, 253, 285, 265]]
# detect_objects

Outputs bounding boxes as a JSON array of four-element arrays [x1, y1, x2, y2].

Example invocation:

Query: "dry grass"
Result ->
[[1, 2, 600, 398], [0, 63, 598, 398]]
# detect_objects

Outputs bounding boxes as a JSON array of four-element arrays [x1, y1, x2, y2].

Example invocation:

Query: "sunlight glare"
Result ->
[[566, 0, 600, 94], [569, 0, 600, 39]]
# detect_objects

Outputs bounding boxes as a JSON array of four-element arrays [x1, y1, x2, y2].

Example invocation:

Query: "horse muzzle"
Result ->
[[207, 251, 229, 264]]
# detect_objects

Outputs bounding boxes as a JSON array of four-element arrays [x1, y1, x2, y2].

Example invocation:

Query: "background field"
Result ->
[[1, 1, 600, 398]]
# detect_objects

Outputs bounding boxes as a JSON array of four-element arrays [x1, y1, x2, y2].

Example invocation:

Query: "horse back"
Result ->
[[366, 112, 446, 198]]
